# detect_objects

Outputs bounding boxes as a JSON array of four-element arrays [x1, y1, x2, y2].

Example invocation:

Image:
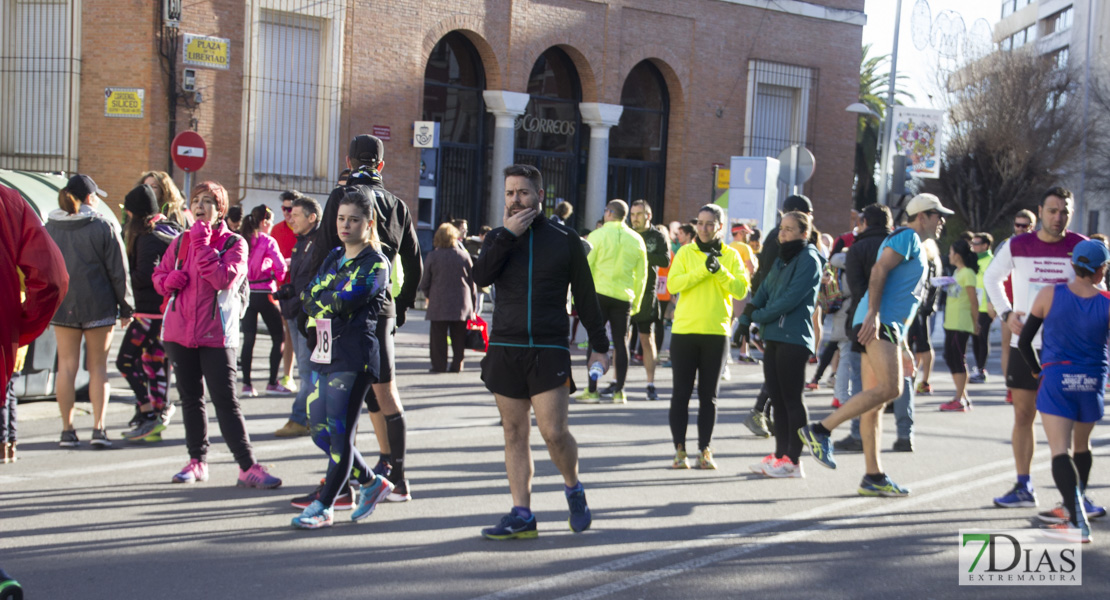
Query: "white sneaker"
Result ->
[[720, 366, 732, 381], [749, 453, 776, 475], [763, 457, 804, 478]]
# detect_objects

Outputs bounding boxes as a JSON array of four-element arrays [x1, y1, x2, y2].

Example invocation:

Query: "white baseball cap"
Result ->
[[905, 193, 954, 216]]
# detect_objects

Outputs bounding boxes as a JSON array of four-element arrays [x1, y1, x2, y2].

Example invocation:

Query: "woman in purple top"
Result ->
[[1018, 239, 1110, 543], [239, 205, 289, 396]]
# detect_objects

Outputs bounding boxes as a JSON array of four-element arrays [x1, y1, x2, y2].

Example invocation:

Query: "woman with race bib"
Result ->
[[292, 187, 393, 529]]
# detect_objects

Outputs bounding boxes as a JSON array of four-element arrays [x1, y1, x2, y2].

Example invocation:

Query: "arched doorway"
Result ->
[[608, 60, 669, 218], [422, 31, 488, 227], [514, 47, 586, 225]]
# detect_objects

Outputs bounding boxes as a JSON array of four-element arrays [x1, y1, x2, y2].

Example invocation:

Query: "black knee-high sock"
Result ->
[[385, 412, 406, 482], [1052, 454, 1081, 525], [1074, 451, 1092, 493]]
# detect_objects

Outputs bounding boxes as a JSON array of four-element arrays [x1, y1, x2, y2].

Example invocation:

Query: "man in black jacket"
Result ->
[[473, 164, 609, 540], [832, 203, 893, 452], [274, 195, 320, 439]]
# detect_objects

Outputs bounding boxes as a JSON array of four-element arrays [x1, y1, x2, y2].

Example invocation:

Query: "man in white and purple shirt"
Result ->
[[984, 187, 1086, 509]]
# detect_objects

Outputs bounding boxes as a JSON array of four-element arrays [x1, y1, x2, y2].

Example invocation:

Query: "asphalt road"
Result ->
[[1, 313, 1106, 599]]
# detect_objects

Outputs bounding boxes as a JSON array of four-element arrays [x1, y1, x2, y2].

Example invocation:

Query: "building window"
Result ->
[[743, 61, 816, 160], [1001, 0, 1014, 19], [609, 60, 669, 219], [242, 1, 346, 194], [1044, 7, 1073, 36], [1050, 46, 1070, 70], [0, 0, 80, 172]]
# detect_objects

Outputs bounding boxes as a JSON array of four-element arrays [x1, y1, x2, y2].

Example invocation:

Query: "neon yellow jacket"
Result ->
[[586, 220, 648, 309], [668, 241, 750, 335]]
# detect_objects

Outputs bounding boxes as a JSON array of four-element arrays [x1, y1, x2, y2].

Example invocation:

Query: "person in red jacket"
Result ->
[[271, 191, 300, 390], [153, 181, 281, 489], [1, 184, 69, 450]]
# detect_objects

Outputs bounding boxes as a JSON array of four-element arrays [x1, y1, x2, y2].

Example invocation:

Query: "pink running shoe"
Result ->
[[238, 463, 282, 489], [939, 399, 969, 412], [266, 382, 294, 394], [172, 459, 209, 484], [241, 384, 258, 398]]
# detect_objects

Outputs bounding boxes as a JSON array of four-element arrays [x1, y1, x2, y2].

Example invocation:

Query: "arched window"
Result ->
[[514, 47, 585, 222], [423, 32, 487, 228], [609, 60, 669, 218]]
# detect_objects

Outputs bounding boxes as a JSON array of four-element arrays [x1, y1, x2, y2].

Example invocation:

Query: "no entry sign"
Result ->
[[172, 131, 207, 172]]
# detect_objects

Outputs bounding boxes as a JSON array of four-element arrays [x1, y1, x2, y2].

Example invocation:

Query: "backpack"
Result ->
[[169, 231, 249, 319]]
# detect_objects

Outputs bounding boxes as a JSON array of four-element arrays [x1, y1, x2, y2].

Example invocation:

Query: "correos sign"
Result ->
[[515, 114, 577, 136]]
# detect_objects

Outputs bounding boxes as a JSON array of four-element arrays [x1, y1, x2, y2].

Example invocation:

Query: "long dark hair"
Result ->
[[124, 214, 155, 262], [239, 205, 272, 249], [951, 238, 979, 273]]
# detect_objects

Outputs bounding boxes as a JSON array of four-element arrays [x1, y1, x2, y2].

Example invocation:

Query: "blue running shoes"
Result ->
[[482, 512, 538, 540], [351, 475, 394, 521], [798, 423, 836, 469], [567, 486, 592, 533], [993, 483, 1038, 508]]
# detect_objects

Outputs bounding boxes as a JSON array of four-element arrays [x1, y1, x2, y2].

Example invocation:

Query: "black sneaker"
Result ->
[[892, 438, 914, 452], [90, 429, 112, 449], [598, 382, 619, 397], [832, 435, 863, 453], [646, 384, 659, 401], [128, 408, 145, 429], [290, 480, 354, 510], [386, 478, 412, 502], [59, 429, 79, 448]]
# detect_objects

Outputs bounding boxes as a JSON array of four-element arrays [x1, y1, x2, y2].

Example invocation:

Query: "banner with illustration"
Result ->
[[888, 107, 944, 179]]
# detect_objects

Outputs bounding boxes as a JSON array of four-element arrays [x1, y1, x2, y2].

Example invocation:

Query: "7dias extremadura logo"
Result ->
[[959, 529, 1082, 586]]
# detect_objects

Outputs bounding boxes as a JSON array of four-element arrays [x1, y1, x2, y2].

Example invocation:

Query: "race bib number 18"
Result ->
[[311, 318, 332, 364]]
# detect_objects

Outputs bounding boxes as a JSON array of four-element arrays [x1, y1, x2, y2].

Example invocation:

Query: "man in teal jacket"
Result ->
[[579, 200, 648, 404]]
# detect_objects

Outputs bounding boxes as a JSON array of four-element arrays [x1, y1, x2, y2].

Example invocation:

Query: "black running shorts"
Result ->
[[481, 345, 576, 399], [1006, 348, 1040, 391], [851, 322, 904, 354]]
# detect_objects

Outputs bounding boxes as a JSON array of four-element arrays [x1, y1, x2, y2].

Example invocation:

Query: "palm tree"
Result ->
[[854, 44, 914, 209]]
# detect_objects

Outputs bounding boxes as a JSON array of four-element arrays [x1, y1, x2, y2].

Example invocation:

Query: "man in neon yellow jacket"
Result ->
[[579, 200, 647, 404]]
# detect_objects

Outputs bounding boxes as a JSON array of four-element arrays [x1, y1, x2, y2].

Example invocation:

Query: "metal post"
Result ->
[[877, 0, 903, 206], [789, 145, 798, 195], [1078, 0, 1094, 231]]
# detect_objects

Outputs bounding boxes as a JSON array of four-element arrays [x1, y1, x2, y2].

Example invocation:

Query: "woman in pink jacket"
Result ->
[[153, 182, 281, 488], [238, 205, 289, 396]]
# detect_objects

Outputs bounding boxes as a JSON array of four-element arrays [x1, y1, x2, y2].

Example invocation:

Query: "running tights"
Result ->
[[591, 295, 631, 392], [309, 370, 375, 507], [812, 341, 837, 382], [116, 317, 169, 410], [944, 329, 971, 375], [973, 312, 993, 373], [668, 333, 727, 451], [241, 292, 284, 386], [763, 340, 811, 463]]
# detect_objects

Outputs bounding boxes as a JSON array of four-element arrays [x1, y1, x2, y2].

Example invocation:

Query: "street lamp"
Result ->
[[845, 103, 879, 119]]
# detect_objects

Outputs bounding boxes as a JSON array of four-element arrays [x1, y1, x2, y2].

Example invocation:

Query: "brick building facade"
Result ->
[[1, 0, 865, 233]]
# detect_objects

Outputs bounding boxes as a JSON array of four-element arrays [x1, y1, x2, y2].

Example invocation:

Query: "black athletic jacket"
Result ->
[[473, 214, 609, 354], [843, 224, 891, 338]]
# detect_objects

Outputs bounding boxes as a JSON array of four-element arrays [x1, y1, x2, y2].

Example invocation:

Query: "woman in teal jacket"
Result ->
[[740, 211, 823, 478]]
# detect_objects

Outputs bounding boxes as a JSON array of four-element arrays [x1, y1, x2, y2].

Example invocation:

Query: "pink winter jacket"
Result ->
[[153, 220, 247, 349], [246, 232, 287, 293]]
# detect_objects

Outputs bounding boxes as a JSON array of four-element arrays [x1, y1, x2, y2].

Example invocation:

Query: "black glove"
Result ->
[[705, 253, 721, 274], [273, 283, 295, 301], [395, 308, 407, 328]]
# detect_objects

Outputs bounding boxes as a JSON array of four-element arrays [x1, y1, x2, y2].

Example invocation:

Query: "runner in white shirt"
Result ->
[[983, 187, 1086, 509]]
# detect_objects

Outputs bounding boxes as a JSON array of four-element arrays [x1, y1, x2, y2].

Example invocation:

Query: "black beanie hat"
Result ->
[[124, 184, 159, 218], [783, 194, 813, 214]]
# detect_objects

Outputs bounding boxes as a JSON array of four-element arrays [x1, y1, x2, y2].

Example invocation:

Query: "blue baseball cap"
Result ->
[[1072, 239, 1110, 273]]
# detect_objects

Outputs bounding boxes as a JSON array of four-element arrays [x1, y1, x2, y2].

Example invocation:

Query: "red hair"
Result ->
[[190, 181, 229, 217]]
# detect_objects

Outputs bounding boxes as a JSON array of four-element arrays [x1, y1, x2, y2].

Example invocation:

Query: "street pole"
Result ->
[[877, 0, 903, 206], [1078, 0, 1094, 232]]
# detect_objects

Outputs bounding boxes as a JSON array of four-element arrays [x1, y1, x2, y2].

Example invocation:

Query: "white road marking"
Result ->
[[474, 437, 1110, 600]]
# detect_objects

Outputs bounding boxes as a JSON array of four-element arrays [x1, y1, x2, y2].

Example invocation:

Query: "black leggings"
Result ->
[[972, 312, 993, 372], [591, 295, 630, 392], [811, 341, 837, 381], [668, 333, 727, 451], [241, 292, 284, 386], [165, 342, 255, 471], [309, 370, 375, 507], [763, 340, 810, 463], [944, 329, 971, 375]]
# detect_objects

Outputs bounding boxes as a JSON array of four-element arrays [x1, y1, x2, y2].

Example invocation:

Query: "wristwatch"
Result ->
[[1001, 310, 1013, 323]]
